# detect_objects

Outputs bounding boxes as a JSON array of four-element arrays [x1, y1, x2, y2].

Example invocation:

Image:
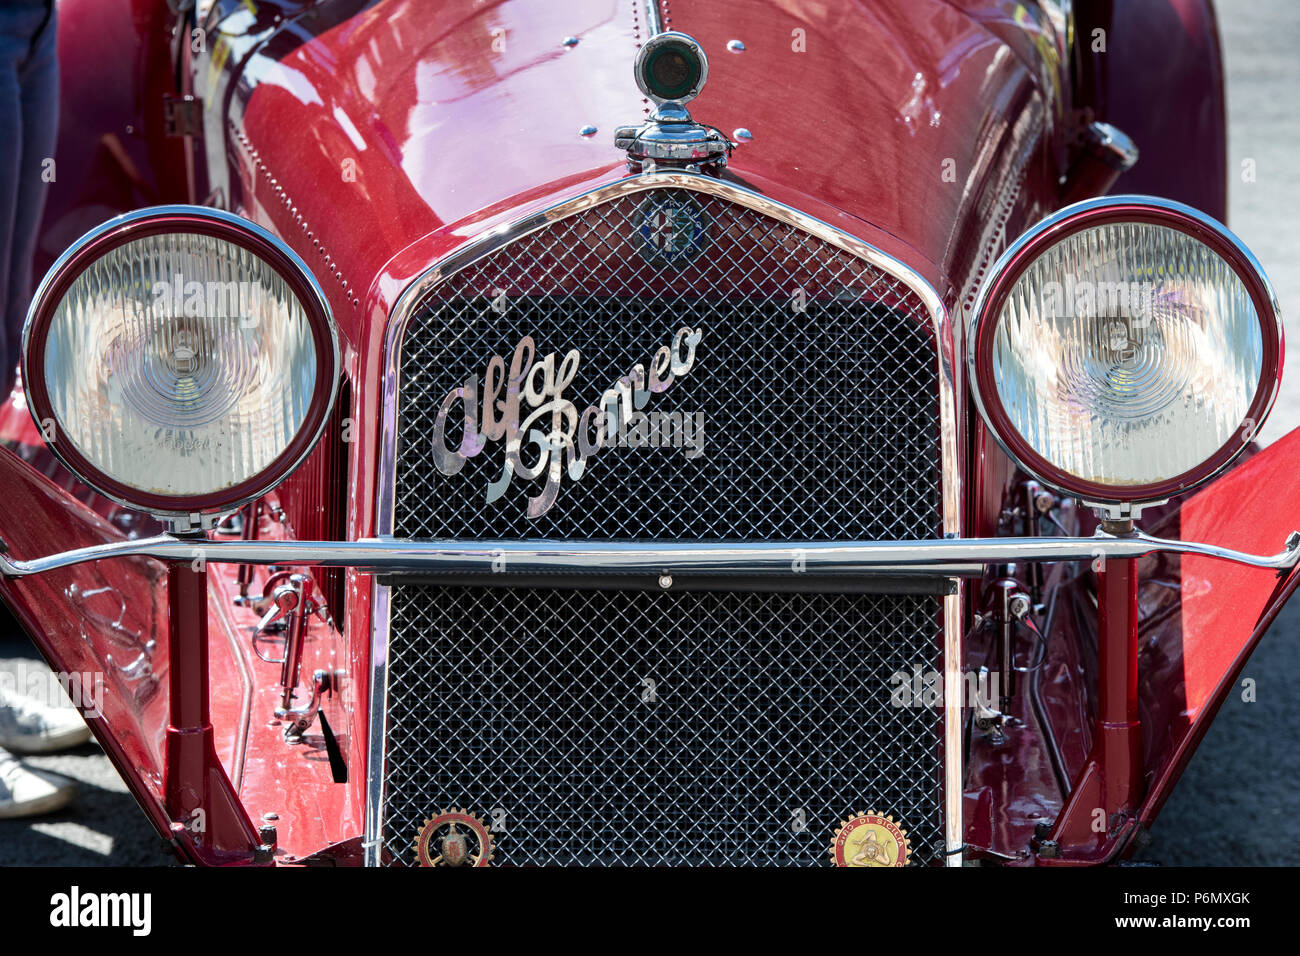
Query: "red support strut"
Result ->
[[1040, 555, 1145, 863], [163, 556, 267, 865]]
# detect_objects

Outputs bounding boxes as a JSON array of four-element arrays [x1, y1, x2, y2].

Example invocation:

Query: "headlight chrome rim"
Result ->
[[21, 205, 341, 519], [969, 195, 1283, 506]]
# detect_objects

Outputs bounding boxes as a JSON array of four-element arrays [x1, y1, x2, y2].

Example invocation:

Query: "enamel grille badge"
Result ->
[[635, 194, 709, 267], [831, 812, 910, 867], [414, 810, 494, 866]]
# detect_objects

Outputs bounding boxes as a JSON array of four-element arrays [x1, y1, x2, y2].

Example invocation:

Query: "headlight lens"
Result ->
[[971, 197, 1282, 504], [23, 207, 338, 519]]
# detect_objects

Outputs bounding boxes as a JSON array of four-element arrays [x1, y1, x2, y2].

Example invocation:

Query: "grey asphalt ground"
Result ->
[[0, 642, 168, 866], [1, 0, 1298, 866]]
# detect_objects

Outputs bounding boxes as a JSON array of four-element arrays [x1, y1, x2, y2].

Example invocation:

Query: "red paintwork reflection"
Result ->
[[0, 423, 360, 863], [206, 504, 365, 863], [0, 445, 173, 844], [966, 429, 1300, 863], [231, 0, 1059, 347], [230, 0, 636, 348], [670, 0, 1060, 298]]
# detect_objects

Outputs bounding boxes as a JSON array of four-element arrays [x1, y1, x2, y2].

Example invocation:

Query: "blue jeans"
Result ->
[[0, 0, 57, 404]]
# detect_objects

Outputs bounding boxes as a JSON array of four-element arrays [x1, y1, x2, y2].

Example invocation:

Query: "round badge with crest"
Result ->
[[414, 809, 494, 867], [635, 194, 710, 267], [831, 811, 910, 867]]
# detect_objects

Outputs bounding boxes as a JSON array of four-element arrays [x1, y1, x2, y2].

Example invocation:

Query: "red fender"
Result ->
[[1138, 426, 1300, 824], [1074, 0, 1228, 219], [1038, 426, 1300, 862], [0, 444, 263, 864]]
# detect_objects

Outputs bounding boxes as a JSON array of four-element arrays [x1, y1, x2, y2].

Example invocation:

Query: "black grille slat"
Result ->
[[383, 188, 946, 866]]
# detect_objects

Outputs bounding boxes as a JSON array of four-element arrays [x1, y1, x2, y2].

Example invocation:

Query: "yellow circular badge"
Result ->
[[831, 812, 910, 867]]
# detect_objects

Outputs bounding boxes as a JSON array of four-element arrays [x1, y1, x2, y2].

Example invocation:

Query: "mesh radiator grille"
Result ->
[[381, 584, 943, 866], [382, 187, 946, 865], [391, 189, 941, 540]]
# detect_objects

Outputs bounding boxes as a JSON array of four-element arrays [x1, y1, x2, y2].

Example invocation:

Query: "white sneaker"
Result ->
[[0, 749, 76, 819], [0, 687, 92, 753]]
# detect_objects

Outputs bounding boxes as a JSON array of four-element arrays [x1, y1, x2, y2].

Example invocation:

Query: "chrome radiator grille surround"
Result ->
[[374, 176, 959, 866], [390, 188, 941, 540], [381, 584, 943, 866]]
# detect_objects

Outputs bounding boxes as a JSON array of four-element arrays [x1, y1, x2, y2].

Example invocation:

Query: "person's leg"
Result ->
[[0, 684, 91, 753], [0, 11, 28, 403], [0, 5, 84, 821], [0, 744, 75, 819], [1, 0, 57, 403]]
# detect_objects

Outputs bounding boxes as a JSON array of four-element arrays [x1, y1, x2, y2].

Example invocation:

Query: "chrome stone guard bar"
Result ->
[[3, 529, 1299, 579]]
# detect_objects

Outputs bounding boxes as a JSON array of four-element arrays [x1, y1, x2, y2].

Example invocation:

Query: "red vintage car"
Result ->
[[0, 0, 1293, 867]]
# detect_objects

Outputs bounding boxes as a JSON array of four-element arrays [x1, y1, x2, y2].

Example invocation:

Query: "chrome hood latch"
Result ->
[[615, 100, 732, 174]]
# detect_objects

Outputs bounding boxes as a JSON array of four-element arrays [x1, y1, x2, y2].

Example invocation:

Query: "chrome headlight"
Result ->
[[970, 196, 1282, 506], [22, 206, 339, 522]]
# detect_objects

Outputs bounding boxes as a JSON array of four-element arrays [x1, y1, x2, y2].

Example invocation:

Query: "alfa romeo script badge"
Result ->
[[831, 811, 910, 867], [636, 194, 709, 267], [430, 328, 703, 518], [414, 810, 494, 867]]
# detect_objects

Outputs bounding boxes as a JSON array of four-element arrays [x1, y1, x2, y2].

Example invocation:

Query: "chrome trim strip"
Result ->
[[211, 580, 254, 794], [4, 531, 1297, 578], [640, 0, 664, 36], [943, 588, 962, 867], [371, 170, 965, 864], [362, 578, 391, 867]]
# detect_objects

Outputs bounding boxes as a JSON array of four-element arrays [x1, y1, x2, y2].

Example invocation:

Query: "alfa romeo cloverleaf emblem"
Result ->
[[635, 194, 709, 267]]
